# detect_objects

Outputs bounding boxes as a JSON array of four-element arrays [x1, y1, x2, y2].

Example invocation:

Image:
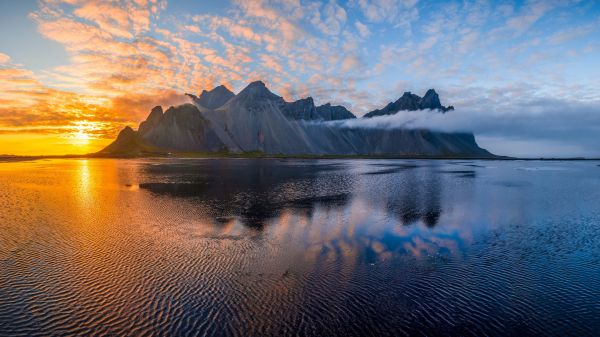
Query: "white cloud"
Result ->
[[505, 1, 553, 32], [547, 23, 598, 45], [0, 53, 10, 64], [341, 54, 363, 72], [325, 96, 600, 157], [311, 0, 348, 35], [354, 20, 371, 38], [6, 0, 600, 156], [353, 0, 419, 29]]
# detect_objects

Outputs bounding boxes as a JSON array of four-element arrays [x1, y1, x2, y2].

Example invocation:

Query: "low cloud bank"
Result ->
[[310, 98, 600, 157]]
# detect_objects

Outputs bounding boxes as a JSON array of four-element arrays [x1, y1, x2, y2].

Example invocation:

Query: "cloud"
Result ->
[[233, 0, 304, 45], [2, 0, 599, 156], [0, 62, 188, 139], [505, 1, 552, 32], [340, 54, 363, 72], [260, 54, 284, 73], [353, 0, 418, 30], [192, 15, 263, 44], [0, 53, 10, 64], [311, 0, 347, 36], [73, 2, 135, 38], [354, 20, 371, 38], [547, 23, 599, 45], [324, 96, 600, 157]]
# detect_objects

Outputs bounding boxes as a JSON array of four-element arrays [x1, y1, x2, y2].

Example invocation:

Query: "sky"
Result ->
[[0, 0, 599, 157]]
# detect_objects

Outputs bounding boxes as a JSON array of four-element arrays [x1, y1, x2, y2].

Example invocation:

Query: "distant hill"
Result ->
[[99, 81, 494, 158]]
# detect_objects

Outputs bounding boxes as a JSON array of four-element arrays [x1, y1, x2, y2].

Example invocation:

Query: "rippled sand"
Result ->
[[1, 158, 599, 336]]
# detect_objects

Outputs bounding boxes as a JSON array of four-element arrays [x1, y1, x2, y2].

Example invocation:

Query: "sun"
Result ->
[[74, 129, 91, 142], [70, 121, 94, 145]]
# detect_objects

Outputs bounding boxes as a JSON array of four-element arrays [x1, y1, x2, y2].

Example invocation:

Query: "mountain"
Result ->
[[280, 97, 320, 120], [280, 97, 357, 121], [187, 82, 357, 122], [100, 81, 493, 158], [364, 89, 454, 118], [98, 126, 161, 156], [138, 105, 163, 135], [200, 81, 315, 154], [316, 103, 356, 120], [135, 103, 226, 152], [185, 85, 234, 109]]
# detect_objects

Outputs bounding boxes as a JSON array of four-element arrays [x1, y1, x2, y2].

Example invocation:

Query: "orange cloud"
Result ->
[[73, 2, 134, 39], [0, 58, 189, 155], [1, 0, 373, 155]]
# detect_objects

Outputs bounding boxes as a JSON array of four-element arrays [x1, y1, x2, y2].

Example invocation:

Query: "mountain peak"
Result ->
[[315, 103, 356, 120], [138, 106, 164, 135], [420, 89, 442, 110], [190, 84, 234, 109], [149, 106, 163, 119], [235, 81, 281, 103], [280, 96, 318, 120], [364, 88, 453, 118], [99, 79, 492, 158], [202, 84, 231, 95], [247, 80, 266, 88], [297, 96, 315, 104], [121, 125, 135, 135]]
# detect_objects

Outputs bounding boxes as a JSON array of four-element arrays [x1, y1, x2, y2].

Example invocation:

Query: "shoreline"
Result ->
[[2, 153, 600, 162]]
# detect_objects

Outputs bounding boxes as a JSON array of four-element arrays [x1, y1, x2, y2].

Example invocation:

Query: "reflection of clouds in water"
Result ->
[[3, 159, 599, 336], [136, 159, 480, 264]]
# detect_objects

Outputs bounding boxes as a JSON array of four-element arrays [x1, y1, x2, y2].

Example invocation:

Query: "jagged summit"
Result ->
[[364, 88, 454, 118], [100, 80, 493, 158], [186, 84, 234, 109], [281, 97, 320, 120], [234, 81, 282, 102], [421, 89, 444, 110], [185, 81, 357, 121], [224, 81, 286, 113], [201, 84, 229, 95], [119, 125, 135, 137], [138, 106, 163, 135], [280, 97, 358, 121], [315, 103, 356, 120]]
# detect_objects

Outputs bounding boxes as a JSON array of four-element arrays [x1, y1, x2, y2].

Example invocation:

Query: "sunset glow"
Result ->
[[2, 2, 600, 334], [1, 0, 600, 156]]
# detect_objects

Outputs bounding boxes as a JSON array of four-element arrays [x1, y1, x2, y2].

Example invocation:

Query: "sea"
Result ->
[[1, 158, 599, 336]]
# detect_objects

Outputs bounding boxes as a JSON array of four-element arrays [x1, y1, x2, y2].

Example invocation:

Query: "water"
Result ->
[[0, 158, 599, 336]]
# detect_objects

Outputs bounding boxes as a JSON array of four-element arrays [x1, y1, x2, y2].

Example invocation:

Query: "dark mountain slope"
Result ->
[[100, 81, 494, 158], [186, 85, 234, 109]]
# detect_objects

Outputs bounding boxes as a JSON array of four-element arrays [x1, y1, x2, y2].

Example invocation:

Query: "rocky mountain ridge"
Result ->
[[99, 81, 492, 158], [364, 89, 454, 118]]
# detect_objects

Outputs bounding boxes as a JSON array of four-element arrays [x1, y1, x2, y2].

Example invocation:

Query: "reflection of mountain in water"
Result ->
[[139, 159, 351, 229], [134, 159, 484, 264], [362, 162, 443, 227], [138, 159, 454, 229]]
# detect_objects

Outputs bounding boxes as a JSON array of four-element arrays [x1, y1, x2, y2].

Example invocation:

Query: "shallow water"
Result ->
[[0, 158, 599, 336]]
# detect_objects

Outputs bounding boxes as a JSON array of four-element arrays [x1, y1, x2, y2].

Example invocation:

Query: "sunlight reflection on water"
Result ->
[[0, 158, 599, 336]]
